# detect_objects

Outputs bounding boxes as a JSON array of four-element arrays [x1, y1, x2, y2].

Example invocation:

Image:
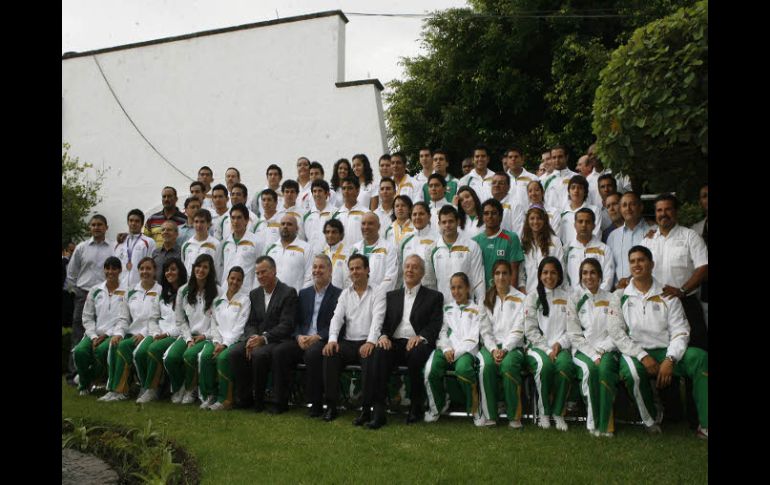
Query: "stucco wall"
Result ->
[[62, 12, 386, 239]]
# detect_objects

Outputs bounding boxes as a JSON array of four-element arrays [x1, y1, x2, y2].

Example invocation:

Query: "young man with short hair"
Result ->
[[210, 184, 231, 241], [412, 147, 433, 202], [252, 189, 281, 248], [276, 179, 306, 241], [504, 147, 538, 208], [472, 199, 524, 289], [198, 165, 215, 210], [228, 183, 259, 234], [490, 172, 526, 236], [390, 152, 418, 201], [542, 145, 577, 210], [564, 208, 614, 291], [322, 219, 352, 290], [178, 196, 201, 247], [222, 204, 263, 292], [331, 176, 370, 248], [426, 173, 451, 229], [609, 245, 708, 439], [373, 177, 397, 237], [249, 164, 284, 217], [181, 209, 222, 283], [459, 145, 496, 203], [303, 179, 335, 255], [114, 208, 156, 288]]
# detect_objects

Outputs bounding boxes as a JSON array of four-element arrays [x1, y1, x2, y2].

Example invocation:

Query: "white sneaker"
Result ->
[[112, 393, 129, 401], [508, 420, 523, 429], [170, 387, 185, 404], [199, 395, 216, 410], [538, 415, 551, 429], [74, 374, 80, 386], [78, 389, 90, 396], [553, 416, 568, 431], [696, 426, 708, 440], [602, 432, 614, 438], [136, 389, 158, 404], [590, 428, 601, 437], [98, 392, 117, 402], [181, 390, 197, 405], [473, 415, 497, 427], [424, 411, 440, 423], [208, 401, 230, 411]]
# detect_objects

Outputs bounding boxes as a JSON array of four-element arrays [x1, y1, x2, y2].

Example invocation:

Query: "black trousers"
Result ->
[[681, 294, 708, 351], [271, 338, 327, 406], [324, 339, 375, 407], [371, 338, 434, 412], [229, 340, 281, 407]]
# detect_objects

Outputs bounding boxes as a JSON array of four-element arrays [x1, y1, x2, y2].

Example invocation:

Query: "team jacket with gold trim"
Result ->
[[174, 283, 220, 343], [609, 278, 690, 362], [252, 213, 281, 249], [424, 233, 485, 305], [331, 204, 369, 248], [221, 231, 263, 292], [437, 302, 482, 359], [524, 286, 574, 353], [264, 238, 313, 292], [82, 282, 128, 339], [210, 291, 252, 347], [480, 286, 527, 351], [114, 234, 156, 289], [351, 237, 398, 292], [276, 205, 307, 241], [565, 236, 615, 291], [303, 206, 334, 255], [567, 288, 620, 361], [181, 235, 222, 284], [120, 282, 162, 337], [152, 299, 180, 338]]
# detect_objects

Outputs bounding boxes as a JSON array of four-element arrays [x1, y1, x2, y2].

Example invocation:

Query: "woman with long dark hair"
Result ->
[[352, 153, 375, 210], [567, 258, 621, 437], [519, 207, 564, 294], [523, 256, 576, 431], [477, 260, 528, 428], [164, 253, 220, 405], [136, 257, 188, 403], [198, 266, 252, 410], [456, 186, 484, 239], [526, 180, 561, 234], [331, 158, 352, 202]]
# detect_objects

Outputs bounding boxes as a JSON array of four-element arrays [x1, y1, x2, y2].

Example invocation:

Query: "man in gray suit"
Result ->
[[229, 256, 298, 412]]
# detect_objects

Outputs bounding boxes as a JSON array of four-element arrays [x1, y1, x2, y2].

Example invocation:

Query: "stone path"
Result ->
[[62, 448, 119, 485]]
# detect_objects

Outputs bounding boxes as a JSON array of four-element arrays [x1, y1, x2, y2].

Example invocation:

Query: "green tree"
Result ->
[[62, 143, 106, 246], [385, 0, 696, 174], [592, 0, 707, 200]]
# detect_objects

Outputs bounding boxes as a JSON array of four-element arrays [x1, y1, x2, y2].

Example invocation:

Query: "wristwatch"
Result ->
[[679, 286, 688, 296], [665, 355, 676, 365]]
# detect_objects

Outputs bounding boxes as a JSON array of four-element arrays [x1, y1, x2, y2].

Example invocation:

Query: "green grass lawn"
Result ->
[[62, 379, 707, 484]]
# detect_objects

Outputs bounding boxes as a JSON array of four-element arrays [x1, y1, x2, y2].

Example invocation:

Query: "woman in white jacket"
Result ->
[[424, 273, 483, 425], [198, 266, 251, 410], [567, 258, 621, 437], [523, 256, 576, 431], [478, 260, 528, 428], [164, 253, 220, 405], [136, 257, 188, 404], [73, 256, 127, 396], [99, 257, 161, 402], [518, 206, 563, 294]]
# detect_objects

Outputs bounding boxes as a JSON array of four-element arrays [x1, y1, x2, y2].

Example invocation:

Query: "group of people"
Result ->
[[64, 144, 708, 439]]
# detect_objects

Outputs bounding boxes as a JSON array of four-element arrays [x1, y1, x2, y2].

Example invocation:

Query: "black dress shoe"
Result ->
[[322, 407, 338, 422], [308, 403, 324, 418], [406, 412, 422, 425], [352, 408, 372, 426], [267, 403, 288, 414], [365, 404, 387, 429]]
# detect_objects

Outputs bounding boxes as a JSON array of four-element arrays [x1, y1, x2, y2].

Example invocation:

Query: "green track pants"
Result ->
[[478, 347, 525, 421], [107, 335, 154, 394], [525, 347, 575, 417], [573, 351, 620, 433], [199, 343, 234, 404], [73, 336, 110, 392], [425, 349, 479, 417]]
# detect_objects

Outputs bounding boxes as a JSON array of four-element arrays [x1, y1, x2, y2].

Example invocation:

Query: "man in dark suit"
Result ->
[[229, 255, 298, 412], [271, 254, 342, 416], [367, 254, 444, 429]]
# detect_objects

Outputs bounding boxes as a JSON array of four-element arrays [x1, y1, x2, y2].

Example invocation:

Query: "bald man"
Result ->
[[263, 214, 313, 292], [350, 212, 399, 292]]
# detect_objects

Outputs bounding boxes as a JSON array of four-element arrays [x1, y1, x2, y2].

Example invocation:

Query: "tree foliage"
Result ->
[[592, 0, 707, 200], [62, 143, 106, 246], [385, 0, 697, 175]]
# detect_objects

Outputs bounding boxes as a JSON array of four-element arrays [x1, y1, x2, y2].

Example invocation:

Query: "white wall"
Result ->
[[62, 12, 386, 239]]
